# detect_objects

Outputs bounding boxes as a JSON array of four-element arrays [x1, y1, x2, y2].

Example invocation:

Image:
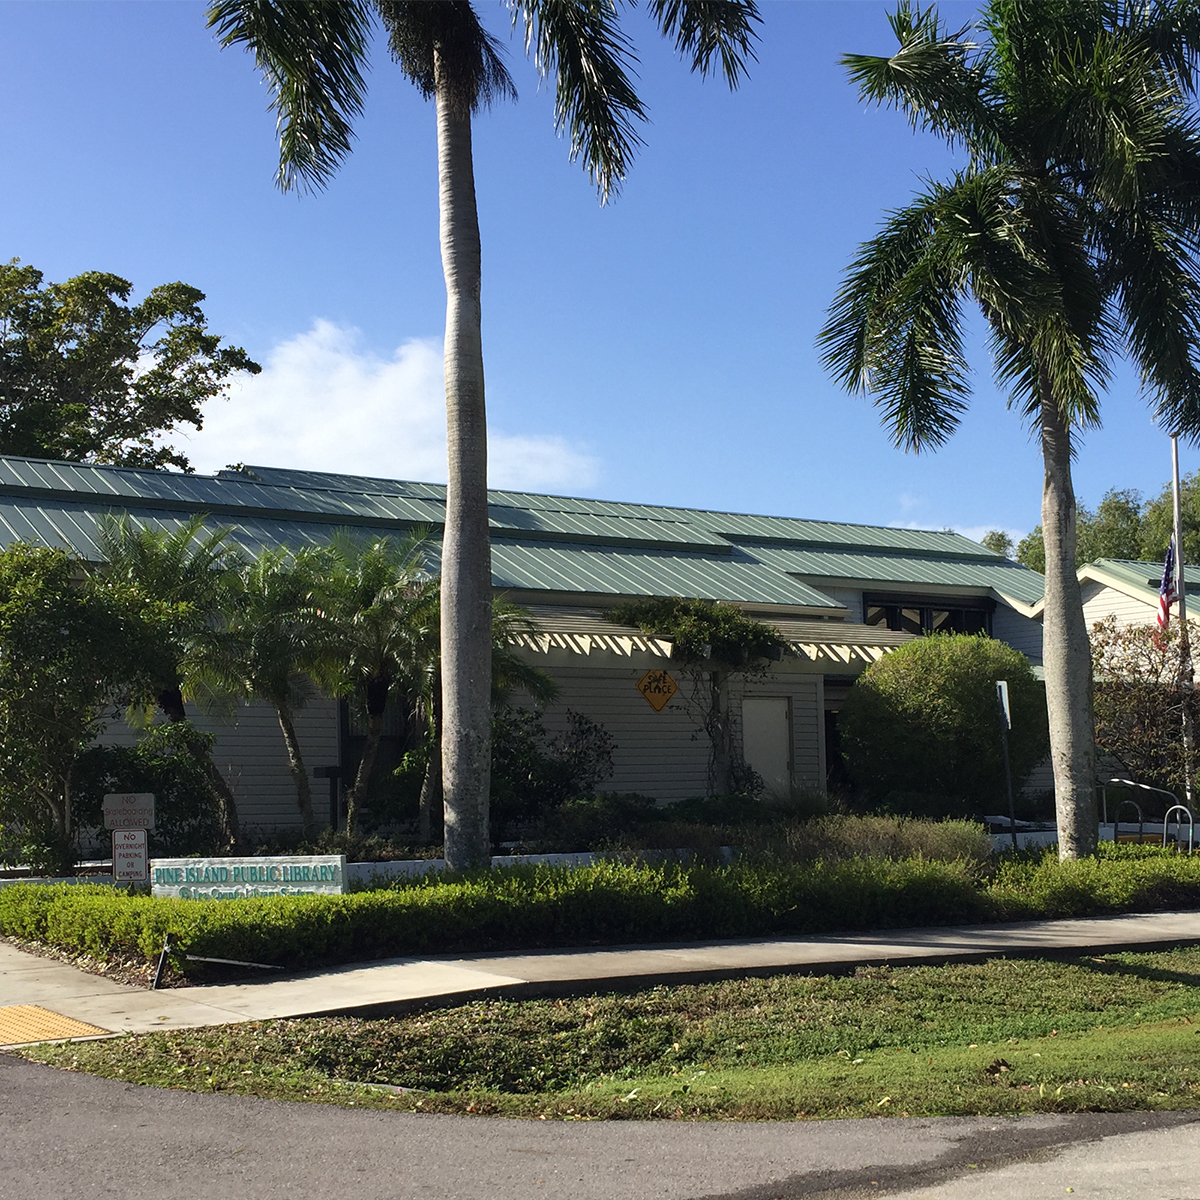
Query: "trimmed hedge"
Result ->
[[0, 858, 987, 971], [4, 848, 1200, 975]]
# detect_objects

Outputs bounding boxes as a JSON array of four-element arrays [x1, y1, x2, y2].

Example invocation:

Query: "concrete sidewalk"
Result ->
[[5, 909, 1200, 1045]]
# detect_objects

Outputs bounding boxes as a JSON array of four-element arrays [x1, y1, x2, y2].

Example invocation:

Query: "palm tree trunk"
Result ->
[[345, 677, 390, 835], [345, 713, 383, 836], [435, 50, 493, 872], [419, 732, 442, 845], [275, 702, 315, 826], [1039, 385, 1098, 859]]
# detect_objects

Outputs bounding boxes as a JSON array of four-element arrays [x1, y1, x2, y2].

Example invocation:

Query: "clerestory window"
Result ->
[[863, 593, 993, 636]]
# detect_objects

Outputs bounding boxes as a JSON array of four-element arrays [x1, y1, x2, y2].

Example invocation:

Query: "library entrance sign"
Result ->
[[151, 855, 346, 900]]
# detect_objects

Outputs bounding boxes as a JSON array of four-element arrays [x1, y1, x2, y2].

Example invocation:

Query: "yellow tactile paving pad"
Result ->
[[0, 1005, 110, 1045]]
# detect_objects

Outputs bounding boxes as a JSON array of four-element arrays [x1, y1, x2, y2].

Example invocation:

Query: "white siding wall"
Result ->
[[98, 697, 340, 832], [817, 588, 862, 623], [529, 658, 824, 801], [1081, 581, 1157, 629], [991, 603, 1044, 665]]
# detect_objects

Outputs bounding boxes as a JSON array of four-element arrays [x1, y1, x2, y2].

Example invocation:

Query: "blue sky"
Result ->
[[0, 0, 1191, 544]]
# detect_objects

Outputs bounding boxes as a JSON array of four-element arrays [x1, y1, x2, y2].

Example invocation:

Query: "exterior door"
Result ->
[[742, 696, 792, 798]]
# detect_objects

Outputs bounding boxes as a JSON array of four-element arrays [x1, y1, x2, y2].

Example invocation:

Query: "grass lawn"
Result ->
[[20, 946, 1200, 1120]]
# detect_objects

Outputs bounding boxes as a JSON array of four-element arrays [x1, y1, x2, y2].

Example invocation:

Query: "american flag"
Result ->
[[1159, 535, 1180, 634]]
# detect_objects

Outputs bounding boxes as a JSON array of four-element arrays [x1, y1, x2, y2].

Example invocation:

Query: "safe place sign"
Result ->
[[151, 855, 347, 900]]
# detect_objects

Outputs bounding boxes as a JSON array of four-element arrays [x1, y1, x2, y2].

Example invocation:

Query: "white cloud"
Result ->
[[180, 320, 600, 492]]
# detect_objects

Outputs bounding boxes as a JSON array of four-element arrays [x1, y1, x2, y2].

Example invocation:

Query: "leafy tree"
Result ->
[[0, 544, 140, 872], [980, 529, 1014, 558], [73, 723, 228, 857], [208, 0, 760, 870], [1090, 614, 1200, 801], [818, 0, 1200, 858], [608, 597, 786, 795], [95, 514, 244, 844], [1017, 488, 1146, 572], [839, 634, 1049, 815], [0, 260, 259, 471], [1142, 471, 1200, 563]]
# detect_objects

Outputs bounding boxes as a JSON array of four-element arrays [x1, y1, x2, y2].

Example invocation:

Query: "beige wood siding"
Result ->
[[991, 603, 1044, 665], [527, 662, 824, 801], [817, 588, 862, 623], [98, 697, 340, 831], [1081, 580, 1157, 629], [525, 664, 707, 800], [1021, 757, 1055, 797]]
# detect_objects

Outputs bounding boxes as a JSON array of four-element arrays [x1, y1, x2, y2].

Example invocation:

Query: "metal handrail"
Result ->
[[1113, 798, 1145, 845], [1163, 805, 1196, 854], [1101, 778, 1180, 824]]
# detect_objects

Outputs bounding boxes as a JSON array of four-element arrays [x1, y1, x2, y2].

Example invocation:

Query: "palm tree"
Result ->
[[200, 546, 331, 827], [95, 513, 244, 844], [206, 0, 760, 870], [314, 532, 439, 834], [818, 0, 1200, 859]]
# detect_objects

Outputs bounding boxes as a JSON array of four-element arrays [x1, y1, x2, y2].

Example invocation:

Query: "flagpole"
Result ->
[[1173, 433, 1195, 809]]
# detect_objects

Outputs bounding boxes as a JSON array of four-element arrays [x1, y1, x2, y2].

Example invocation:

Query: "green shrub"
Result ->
[[534, 793, 662, 851], [766, 814, 993, 867], [839, 634, 1049, 816], [490, 708, 616, 831], [72, 723, 227, 857], [0, 857, 990, 971], [989, 845, 1200, 918], [8, 846, 1200, 977]]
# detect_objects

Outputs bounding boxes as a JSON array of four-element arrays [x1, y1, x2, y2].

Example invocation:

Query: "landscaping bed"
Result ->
[[21, 947, 1200, 1120], [3, 842, 1200, 979]]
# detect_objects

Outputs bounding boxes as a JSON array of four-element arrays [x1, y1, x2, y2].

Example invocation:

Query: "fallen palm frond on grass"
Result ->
[[22, 947, 1200, 1119]]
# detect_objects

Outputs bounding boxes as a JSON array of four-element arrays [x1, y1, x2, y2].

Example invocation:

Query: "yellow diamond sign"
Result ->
[[637, 669, 679, 712]]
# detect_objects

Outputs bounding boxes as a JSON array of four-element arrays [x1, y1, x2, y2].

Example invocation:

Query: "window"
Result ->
[[864, 593, 993, 636]]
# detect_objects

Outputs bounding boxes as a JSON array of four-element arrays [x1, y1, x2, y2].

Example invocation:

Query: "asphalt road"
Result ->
[[2, 1053, 1197, 1200]]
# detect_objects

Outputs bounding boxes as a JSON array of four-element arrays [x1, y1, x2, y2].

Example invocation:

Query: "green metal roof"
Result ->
[[1083, 558, 1200, 600], [747, 544, 1048, 606], [0, 454, 1046, 612]]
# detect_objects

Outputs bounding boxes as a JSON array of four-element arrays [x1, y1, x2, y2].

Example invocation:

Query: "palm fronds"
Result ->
[[207, 0, 374, 192]]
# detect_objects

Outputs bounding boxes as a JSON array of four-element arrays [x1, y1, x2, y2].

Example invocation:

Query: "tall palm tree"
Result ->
[[199, 546, 331, 826], [95, 513, 244, 844], [314, 532, 439, 833], [818, 0, 1200, 858], [206, 0, 760, 870]]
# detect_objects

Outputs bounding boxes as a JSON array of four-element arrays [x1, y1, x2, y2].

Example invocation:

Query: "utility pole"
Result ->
[[1173, 434, 1195, 809]]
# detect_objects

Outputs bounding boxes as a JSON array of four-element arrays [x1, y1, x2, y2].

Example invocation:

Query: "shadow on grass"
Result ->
[[1073, 952, 1200, 991]]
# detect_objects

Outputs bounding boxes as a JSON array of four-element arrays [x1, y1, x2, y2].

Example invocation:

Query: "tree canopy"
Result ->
[[840, 634, 1049, 815], [0, 260, 259, 471], [1017, 474, 1200, 571]]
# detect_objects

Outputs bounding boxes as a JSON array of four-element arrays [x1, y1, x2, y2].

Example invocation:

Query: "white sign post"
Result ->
[[112, 828, 149, 883], [103, 792, 155, 831]]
